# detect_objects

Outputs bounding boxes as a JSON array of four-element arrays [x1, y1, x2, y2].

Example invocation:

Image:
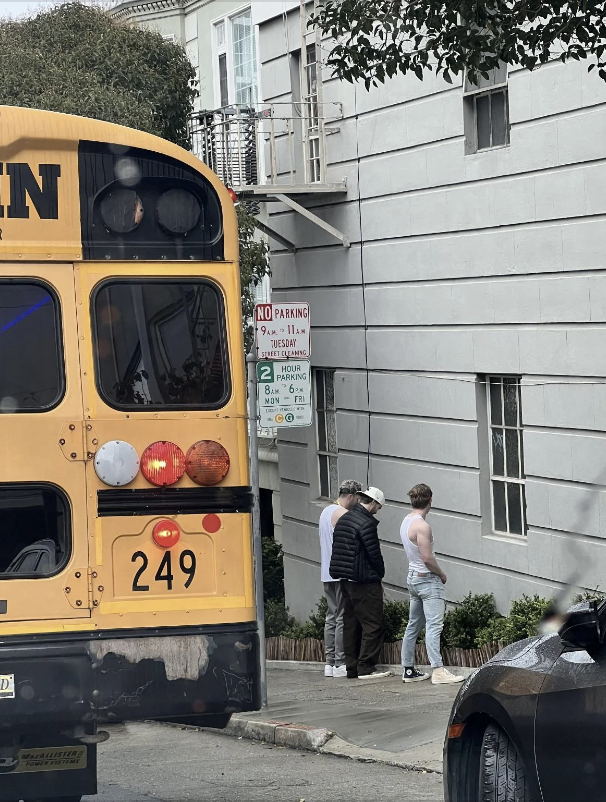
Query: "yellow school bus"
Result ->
[[0, 105, 259, 801]]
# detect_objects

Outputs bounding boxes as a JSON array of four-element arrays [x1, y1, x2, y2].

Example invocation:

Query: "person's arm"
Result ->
[[416, 521, 447, 583], [360, 522, 385, 578], [331, 505, 347, 528]]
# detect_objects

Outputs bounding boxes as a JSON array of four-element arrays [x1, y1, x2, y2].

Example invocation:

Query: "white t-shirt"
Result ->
[[319, 504, 339, 583]]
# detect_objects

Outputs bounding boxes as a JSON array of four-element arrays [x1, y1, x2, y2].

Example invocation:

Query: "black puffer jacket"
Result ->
[[329, 503, 385, 584]]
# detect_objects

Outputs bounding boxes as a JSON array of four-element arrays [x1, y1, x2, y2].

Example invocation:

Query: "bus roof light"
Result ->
[[141, 441, 185, 487], [152, 519, 180, 549], [185, 440, 230, 486]]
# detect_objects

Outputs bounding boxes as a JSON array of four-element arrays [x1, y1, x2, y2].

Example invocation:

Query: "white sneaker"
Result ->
[[332, 665, 347, 678], [358, 669, 391, 680], [431, 667, 464, 685], [324, 665, 334, 677]]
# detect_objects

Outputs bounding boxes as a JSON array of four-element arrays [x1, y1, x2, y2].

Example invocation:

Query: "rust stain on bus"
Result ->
[[90, 634, 212, 681]]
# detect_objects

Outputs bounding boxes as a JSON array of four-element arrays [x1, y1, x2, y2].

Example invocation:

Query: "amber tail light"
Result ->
[[185, 440, 230, 486]]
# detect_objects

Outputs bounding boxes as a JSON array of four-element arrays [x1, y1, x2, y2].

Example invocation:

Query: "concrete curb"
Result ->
[[219, 715, 333, 751]]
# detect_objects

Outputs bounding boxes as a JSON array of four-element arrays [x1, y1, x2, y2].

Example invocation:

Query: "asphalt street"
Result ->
[[86, 722, 444, 802]]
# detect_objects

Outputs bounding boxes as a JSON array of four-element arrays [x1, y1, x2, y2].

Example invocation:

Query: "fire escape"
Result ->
[[188, 0, 349, 252]]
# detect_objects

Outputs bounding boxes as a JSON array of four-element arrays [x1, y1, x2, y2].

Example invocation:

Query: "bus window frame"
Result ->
[[0, 278, 65, 414], [91, 276, 232, 412], [0, 481, 72, 581]]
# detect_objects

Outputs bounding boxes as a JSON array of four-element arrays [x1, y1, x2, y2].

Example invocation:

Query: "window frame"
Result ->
[[0, 482, 71, 581], [0, 279, 65, 414], [463, 65, 510, 153], [212, 5, 258, 109], [486, 375, 527, 537], [315, 368, 338, 500], [91, 277, 231, 412]]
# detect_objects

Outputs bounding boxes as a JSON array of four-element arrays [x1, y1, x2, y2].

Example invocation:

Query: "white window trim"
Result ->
[[211, 4, 258, 109], [463, 64, 508, 96], [486, 376, 527, 537]]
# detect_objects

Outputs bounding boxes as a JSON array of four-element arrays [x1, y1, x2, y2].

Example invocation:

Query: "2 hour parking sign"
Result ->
[[256, 360, 312, 428]]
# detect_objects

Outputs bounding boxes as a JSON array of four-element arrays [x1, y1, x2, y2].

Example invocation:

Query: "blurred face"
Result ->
[[369, 501, 382, 515]]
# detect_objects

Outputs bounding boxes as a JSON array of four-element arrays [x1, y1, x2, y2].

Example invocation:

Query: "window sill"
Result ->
[[483, 532, 528, 544], [467, 143, 511, 155]]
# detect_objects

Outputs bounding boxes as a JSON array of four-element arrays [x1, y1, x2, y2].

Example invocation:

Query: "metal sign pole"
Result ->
[[247, 344, 267, 708]]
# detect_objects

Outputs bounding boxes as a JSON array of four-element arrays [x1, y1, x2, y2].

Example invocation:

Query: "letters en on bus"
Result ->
[[0, 163, 61, 219]]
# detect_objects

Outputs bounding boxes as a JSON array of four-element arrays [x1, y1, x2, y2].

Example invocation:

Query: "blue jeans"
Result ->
[[401, 571, 445, 669]]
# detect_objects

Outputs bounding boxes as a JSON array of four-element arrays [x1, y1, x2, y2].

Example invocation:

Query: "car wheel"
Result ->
[[480, 722, 533, 802]]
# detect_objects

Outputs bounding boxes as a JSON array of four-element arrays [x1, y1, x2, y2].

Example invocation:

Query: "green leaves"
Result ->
[[312, 0, 606, 89], [0, 2, 196, 148], [237, 206, 271, 352]]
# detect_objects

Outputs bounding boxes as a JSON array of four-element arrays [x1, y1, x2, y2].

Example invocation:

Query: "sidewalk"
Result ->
[[217, 662, 474, 773]]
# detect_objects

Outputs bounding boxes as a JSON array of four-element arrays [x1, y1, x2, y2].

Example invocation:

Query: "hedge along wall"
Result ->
[[266, 637, 505, 667]]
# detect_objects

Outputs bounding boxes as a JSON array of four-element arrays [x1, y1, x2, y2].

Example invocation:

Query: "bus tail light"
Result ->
[[152, 519, 180, 549], [185, 440, 230, 486], [94, 440, 140, 487], [141, 441, 185, 487]]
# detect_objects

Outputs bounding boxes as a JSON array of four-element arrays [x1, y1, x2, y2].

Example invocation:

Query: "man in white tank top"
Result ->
[[400, 483, 464, 685], [319, 479, 362, 677]]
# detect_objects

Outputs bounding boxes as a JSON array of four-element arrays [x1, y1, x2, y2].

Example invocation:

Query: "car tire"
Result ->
[[480, 722, 533, 802]]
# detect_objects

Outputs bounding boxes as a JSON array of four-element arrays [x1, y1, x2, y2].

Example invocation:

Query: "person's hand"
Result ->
[[440, 573, 447, 585]]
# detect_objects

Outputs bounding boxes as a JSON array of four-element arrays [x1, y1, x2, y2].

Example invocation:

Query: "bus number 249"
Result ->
[[131, 550, 196, 592]]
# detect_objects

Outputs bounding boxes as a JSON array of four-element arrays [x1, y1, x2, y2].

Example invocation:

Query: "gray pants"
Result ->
[[324, 581, 345, 667]]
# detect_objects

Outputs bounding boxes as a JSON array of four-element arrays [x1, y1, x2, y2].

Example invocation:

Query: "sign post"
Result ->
[[249, 302, 312, 710]]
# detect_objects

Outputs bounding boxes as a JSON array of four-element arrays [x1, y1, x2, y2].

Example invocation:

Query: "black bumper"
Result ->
[[0, 623, 260, 732]]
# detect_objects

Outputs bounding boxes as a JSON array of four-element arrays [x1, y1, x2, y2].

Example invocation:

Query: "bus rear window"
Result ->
[[0, 484, 70, 578], [94, 280, 230, 409], [0, 282, 63, 412]]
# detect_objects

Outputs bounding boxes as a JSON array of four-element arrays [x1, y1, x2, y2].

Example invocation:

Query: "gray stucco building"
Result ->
[[109, 0, 606, 620], [255, 4, 606, 620]]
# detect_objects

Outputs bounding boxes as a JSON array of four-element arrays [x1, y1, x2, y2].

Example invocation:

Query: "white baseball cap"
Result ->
[[361, 487, 385, 507]]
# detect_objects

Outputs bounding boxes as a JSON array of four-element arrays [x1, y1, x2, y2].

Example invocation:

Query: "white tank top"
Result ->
[[319, 504, 339, 583], [400, 514, 428, 573]]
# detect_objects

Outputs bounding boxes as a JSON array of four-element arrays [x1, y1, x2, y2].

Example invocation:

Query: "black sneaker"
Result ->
[[403, 667, 430, 683]]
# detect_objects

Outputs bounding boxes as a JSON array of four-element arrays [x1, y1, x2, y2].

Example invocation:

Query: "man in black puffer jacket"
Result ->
[[329, 487, 390, 680]]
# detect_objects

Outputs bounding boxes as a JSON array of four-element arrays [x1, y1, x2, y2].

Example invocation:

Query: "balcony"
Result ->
[[189, 102, 349, 250]]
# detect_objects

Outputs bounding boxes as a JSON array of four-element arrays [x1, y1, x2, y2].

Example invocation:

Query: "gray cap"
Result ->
[[360, 487, 385, 507]]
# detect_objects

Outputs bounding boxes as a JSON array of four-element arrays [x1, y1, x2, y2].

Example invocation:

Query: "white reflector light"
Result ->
[[94, 440, 140, 487]]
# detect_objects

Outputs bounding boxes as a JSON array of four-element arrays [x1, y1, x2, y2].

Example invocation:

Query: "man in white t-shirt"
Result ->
[[319, 479, 362, 678]]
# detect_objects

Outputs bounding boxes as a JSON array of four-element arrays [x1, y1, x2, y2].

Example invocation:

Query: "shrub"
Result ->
[[573, 589, 606, 604], [264, 599, 294, 637], [442, 593, 499, 649], [262, 537, 285, 603], [475, 594, 551, 647], [383, 599, 410, 642], [282, 597, 327, 640]]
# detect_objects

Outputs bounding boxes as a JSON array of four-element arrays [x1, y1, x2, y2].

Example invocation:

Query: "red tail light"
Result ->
[[141, 441, 185, 487], [185, 440, 230, 486], [152, 519, 180, 549]]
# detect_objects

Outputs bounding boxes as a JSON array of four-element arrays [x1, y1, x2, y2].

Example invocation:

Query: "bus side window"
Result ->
[[0, 281, 64, 413], [0, 485, 70, 578]]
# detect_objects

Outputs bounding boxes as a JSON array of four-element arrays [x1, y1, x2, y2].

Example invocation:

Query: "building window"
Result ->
[[213, 7, 258, 108], [487, 377, 526, 536], [303, 43, 321, 183], [316, 369, 338, 499], [463, 64, 509, 153]]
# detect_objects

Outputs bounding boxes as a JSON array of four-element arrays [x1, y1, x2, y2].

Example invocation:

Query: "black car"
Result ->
[[444, 600, 606, 802]]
